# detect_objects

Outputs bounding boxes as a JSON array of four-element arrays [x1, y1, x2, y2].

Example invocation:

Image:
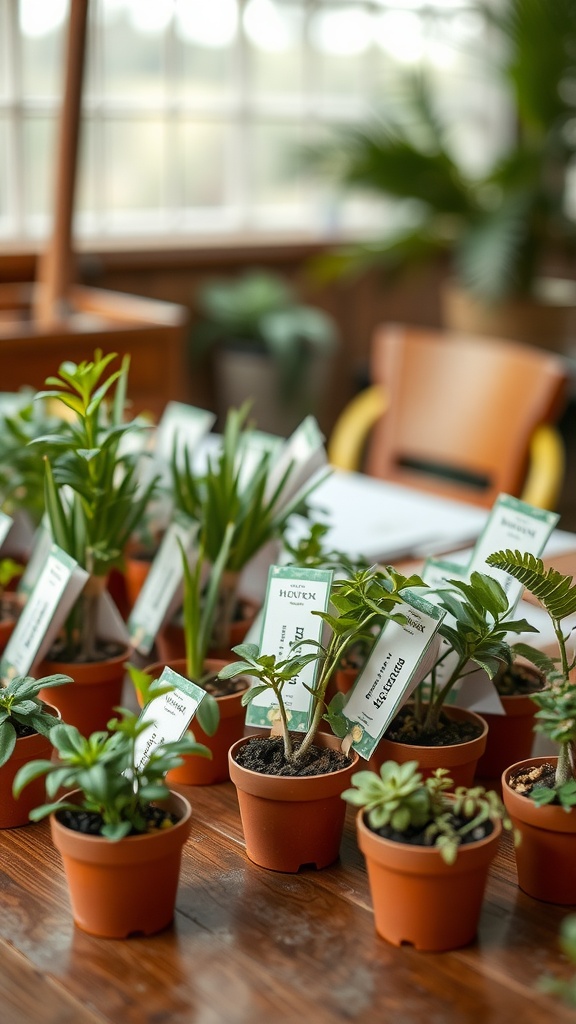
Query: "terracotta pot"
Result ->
[[228, 732, 359, 872], [156, 600, 260, 664], [502, 756, 576, 905], [38, 648, 129, 736], [51, 789, 192, 938], [0, 709, 58, 829], [124, 553, 153, 610], [475, 694, 538, 781], [371, 705, 488, 788], [357, 807, 502, 951], [208, 598, 260, 660], [144, 658, 248, 785]]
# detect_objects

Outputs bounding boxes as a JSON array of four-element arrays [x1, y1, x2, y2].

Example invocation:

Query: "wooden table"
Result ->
[[1, 778, 575, 1024]]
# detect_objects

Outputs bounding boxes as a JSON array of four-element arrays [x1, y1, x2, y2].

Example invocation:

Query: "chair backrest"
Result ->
[[364, 323, 568, 508]]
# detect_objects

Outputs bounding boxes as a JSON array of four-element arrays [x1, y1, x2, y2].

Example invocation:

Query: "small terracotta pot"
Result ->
[[38, 648, 129, 736], [228, 732, 359, 873], [502, 756, 576, 905], [124, 553, 153, 610], [0, 710, 58, 829], [51, 790, 192, 938], [357, 808, 502, 951], [371, 705, 488, 788], [475, 694, 538, 781], [144, 658, 248, 785]]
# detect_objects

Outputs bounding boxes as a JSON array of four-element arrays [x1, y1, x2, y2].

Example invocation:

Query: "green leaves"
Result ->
[[487, 550, 576, 622]]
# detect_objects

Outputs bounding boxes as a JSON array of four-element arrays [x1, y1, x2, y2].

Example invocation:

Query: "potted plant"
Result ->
[[475, 655, 546, 780], [486, 548, 576, 905], [141, 525, 250, 786], [220, 564, 422, 872], [0, 671, 70, 828], [191, 269, 339, 435], [12, 674, 210, 938], [375, 570, 537, 786], [342, 759, 512, 951], [29, 350, 159, 734], [167, 402, 326, 657], [307, 0, 576, 347]]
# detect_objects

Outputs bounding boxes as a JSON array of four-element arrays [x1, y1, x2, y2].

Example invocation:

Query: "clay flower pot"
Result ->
[[475, 693, 539, 781], [0, 716, 58, 829], [38, 647, 129, 736], [372, 705, 488, 788], [357, 808, 502, 951], [228, 732, 358, 872], [156, 600, 260, 665], [502, 756, 576, 905], [50, 790, 192, 939], [144, 658, 248, 786]]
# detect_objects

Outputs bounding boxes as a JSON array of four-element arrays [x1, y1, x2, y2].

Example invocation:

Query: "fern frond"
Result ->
[[487, 550, 576, 621]]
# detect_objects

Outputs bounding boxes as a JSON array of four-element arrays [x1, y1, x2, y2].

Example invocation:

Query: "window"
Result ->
[[0, 0, 508, 246]]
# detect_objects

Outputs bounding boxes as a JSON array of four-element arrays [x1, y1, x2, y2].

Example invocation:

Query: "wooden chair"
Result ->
[[328, 323, 569, 509]]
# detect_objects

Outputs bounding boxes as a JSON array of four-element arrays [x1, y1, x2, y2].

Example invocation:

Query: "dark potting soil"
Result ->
[[234, 735, 353, 777], [369, 814, 494, 849], [13, 720, 36, 739], [494, 662, 544, 697], [384, 706, 483, 747], [56, 803, 178, 837], [203, 673, 247, 701], [47, 638, 126, 664], [507, 761, 557, 797]]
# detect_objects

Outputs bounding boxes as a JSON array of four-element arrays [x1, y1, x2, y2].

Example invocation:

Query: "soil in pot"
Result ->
[[385, 705, 483, 746], [232, 734, 353, 777]]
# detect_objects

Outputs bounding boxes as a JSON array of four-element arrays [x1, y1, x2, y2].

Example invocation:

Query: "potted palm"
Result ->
[[0, 671, 70, 828], [12, 673, 210, 938], [486, 548, 576, 905], [343, 759, 512, 951], [219, 565, 422, 872], [29, 350, 159, 734], [374, 571, 537, 786], [307, 0, 576, 347], [192, 269, 338, 436]]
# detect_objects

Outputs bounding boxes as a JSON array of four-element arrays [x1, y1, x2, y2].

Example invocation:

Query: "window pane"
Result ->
[[179, 120, 229, 208], [19, 0, 66, 98], [309, 4, 372, 100], [22, 116, 58, 224], [101, 1, 167, 100], [103, 120, 165, 216], [245, 0, 306, 99], [176, 0, 238, 102], [250, 122, 307, 224]]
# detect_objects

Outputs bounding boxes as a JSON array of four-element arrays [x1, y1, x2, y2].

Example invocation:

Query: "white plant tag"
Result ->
[[17, 521, 53, 597], [245, 565, 333, 732], [155, 402, 216, 467], [0, 545, 88, 682], [132, 666, 207, 771], [341, 592, 445, 761], [263, 416, 328, 516], [466, 494, 558, 612], [128, 519, 199, 655], [0, 511, 13, 550]]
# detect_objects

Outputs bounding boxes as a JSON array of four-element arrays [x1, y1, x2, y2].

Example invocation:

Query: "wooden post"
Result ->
[[34, 0, 89, 326]]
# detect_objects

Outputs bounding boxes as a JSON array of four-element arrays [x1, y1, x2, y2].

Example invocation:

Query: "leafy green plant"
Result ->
[[486, 549, 576, 805], [171, 403, 327, 649], [0, 395, 65, 528], [219, 565, 423, 764], [12, 673, 210, 841], [30, 350, 159, 661], [0, 558, 23, 601], [306, 0, 576, 304], [342, 759, 513, 865], [192, 270, 338, 403], [0, 672, 71, 767], [412, 571, 537, 737]]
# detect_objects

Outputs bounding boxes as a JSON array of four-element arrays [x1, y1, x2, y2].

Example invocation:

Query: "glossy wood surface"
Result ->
[[0, 777, 575, 1024]]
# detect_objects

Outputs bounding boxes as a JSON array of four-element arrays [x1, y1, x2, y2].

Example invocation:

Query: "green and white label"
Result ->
[[467, 493, 558, 611], [128, 519, 199, 655], [132, 666, 207, 771], [342, 592, 445, 760], [0, 544, 88, 682], [245, 564, 333, 731]]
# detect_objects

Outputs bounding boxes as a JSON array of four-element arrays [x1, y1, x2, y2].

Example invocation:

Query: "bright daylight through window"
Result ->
[[0, 0, 508, 246]]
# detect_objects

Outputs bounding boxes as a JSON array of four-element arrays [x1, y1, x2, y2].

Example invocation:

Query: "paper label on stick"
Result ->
[[245, 565, 333, 731], [128, 519, 199, 655], [132, 666, 207, 771], [342, 592, 445, 761]]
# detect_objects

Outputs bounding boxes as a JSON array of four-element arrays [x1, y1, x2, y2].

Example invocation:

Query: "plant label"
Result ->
[[17, 520, 52, 597], [132, 666, 208, 771], [341, 591, 445, 760], [128, 519, 200, 655], [245, 564, 333, 731], [466, 494, 558, 612], [0, 511, 13, 550], [0, 545, 88, 682], [263, 416, 328, 515]]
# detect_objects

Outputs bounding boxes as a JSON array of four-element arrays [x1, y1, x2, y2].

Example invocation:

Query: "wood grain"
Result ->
[[0, 781, 574, 1023]]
